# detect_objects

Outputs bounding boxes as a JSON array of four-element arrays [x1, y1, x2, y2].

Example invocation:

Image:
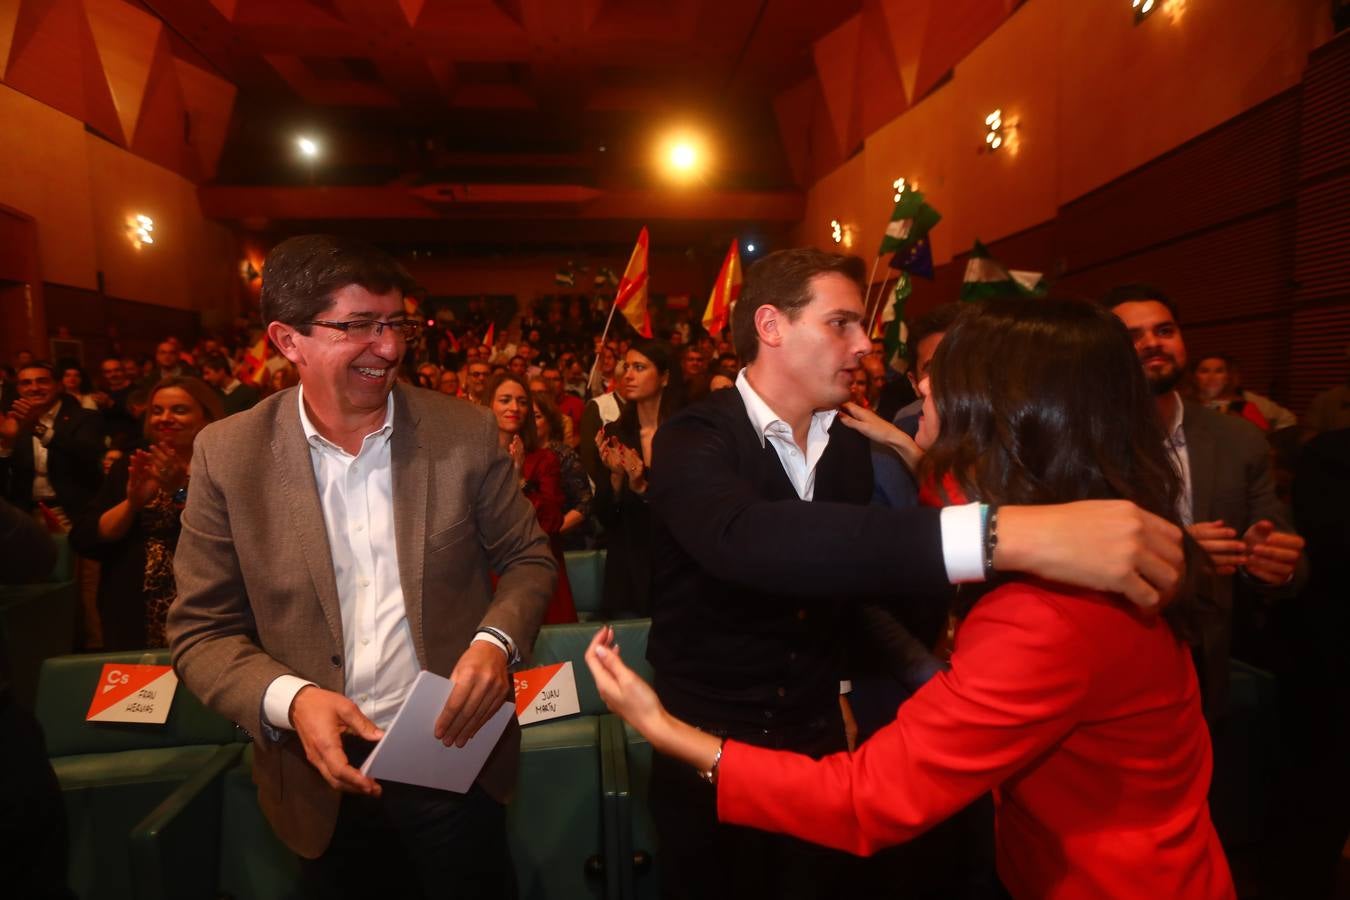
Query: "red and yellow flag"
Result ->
[[240, 335, 270, 387], [614, 227, 652, 338], [702, 238, 742, 337]]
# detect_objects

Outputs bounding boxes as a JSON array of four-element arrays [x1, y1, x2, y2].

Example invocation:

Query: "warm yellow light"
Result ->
[[670, 143, 697, 170], [297, 136, 319, 158], [830, 220, 843, 244], [128, 213, 155, 248], [657, 130, 710, 182]]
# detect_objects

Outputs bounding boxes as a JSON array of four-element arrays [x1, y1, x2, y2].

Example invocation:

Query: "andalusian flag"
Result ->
[[702, 239, 742, 337], [879, 190, 942, 257], [555, 268, 575, 287], [614, 227, 652, 337], [873, 273, 911, 370], [240, 335, 270, 387], [961, 240, 1047, 301]]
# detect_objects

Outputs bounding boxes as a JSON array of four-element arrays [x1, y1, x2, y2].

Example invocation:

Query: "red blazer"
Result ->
[[717, 580, 1235, 900]]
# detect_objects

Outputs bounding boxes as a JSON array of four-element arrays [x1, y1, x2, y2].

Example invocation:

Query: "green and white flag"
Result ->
[[555, 268, 575, 287], [960, 240, 1047, 301], [875, 272, 911, 371], [879, 189, 942, 257]]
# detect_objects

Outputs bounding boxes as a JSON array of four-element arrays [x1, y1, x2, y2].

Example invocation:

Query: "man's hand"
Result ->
[[1186, 520, 1248, 576], [996, 500, 1184, 611], [1242, 520, 1305, 585], [434, 641, 511, 748], [289, 685, 384, 796]]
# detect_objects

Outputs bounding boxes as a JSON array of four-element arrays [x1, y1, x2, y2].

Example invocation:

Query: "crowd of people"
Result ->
[[1, 234, 1346, 898]]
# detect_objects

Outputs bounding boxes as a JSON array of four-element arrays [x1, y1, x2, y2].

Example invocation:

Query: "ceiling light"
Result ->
[[296, 136, 319, 159], [670, 143, 697, 171], [746, 243, 755, 253], [1133, 0, 1158, 22]]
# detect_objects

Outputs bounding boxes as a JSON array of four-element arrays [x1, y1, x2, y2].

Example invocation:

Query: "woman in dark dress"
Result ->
[[590, 338, 681, 619], [70, 377, 223, 649]]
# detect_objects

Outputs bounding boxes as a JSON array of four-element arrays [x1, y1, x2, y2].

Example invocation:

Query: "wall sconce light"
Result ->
[[892, 178, 908, 202], [128, 214, 155, 248], [831, 219, 843, 244], [984, 110, 1005, 151], [1132, 0, 1158, 23], [240, 259, 260, 282]]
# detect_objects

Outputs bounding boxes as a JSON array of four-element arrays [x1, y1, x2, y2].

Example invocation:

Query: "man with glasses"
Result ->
[[464, 361, 492, 404], [168, 234, 555, 899]]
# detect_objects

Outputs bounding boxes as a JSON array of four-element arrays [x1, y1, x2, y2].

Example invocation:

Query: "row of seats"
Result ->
[[35, 620, 659, 900]]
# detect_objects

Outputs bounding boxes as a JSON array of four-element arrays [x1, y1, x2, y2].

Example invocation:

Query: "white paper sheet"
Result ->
[[359, 670, 513, 793]]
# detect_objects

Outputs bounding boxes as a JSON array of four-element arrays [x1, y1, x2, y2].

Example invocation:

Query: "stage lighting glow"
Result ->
[[746, 243, 755, 253], [297, 136, 320, 158], [670, 142, 697, 170]]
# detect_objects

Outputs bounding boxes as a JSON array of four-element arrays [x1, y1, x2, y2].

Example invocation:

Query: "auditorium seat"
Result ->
[[35, 650, 242, 900], [563, 550, 606, 620], [0, 534, 78, 706]]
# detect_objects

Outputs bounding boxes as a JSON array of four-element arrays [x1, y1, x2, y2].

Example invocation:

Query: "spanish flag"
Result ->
[[614, 227, 652, 338], [240, 335, 270, 387], [702, 238, 742, 338]]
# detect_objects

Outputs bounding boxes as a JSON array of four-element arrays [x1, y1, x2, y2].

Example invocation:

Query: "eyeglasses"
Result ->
[[305, 318, 422, 343]]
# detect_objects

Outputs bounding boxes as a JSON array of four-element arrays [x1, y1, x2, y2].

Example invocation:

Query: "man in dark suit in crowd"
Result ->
[[1107, 284, 1307, 719], [199, 352, 261, 416], [0, 361, 104, 523], [168, 234, 554, 899], [139, 339, 197, 388], [644, 249, 1188, 899]]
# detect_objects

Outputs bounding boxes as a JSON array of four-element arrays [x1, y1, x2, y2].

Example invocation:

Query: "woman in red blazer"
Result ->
[[586, 297, 1235, 899]]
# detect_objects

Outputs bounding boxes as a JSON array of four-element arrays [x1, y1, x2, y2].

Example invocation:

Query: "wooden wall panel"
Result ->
[[1181, 315, 1290, 401], [1289, 303, 1350, 414], [42, 282, 200, 365], [1297, 32, 1350, 182]]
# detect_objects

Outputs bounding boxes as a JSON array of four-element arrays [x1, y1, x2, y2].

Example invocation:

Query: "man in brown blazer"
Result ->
[[168, 235, 555, 899]]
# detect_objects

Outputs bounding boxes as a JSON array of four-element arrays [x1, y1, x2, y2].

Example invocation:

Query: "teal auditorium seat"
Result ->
[[0, 534, 78, 707], [564, 550, 606, 620], [36, 650, 242, 900]]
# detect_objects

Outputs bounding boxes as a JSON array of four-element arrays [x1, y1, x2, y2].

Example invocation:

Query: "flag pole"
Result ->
[[868, 268, 895, 338], [585, 295, 622, 399], [860, 255, 883, 335]]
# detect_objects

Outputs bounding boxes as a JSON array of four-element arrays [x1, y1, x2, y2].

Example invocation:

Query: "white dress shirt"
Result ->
[[1163, 391, 1195, 526], [261, 388, 512, 734], [735, 369, 986, 584]]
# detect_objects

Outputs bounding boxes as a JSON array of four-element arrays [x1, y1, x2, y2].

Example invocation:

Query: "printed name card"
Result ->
[[86, 664, 178, 724], [513, 661, 581, 726]]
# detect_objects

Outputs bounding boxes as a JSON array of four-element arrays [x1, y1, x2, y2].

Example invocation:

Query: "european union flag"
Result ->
[[891, 236, 934, 280]]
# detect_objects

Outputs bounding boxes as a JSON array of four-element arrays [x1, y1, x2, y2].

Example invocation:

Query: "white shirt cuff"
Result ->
[[472, 631, 513, 659], [261, 674, 316, 734], [940, 502, 986, 584]]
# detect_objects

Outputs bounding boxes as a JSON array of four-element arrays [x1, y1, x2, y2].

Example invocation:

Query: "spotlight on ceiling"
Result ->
[[745, 243, 756, 253], [1132, 0, 1158, 23], [296, 136, 320, 159], [657, 130, 709, 182]]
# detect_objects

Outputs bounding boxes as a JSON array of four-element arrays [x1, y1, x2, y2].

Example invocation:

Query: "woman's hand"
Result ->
[[586, 625, 726, 775], [594, 430, 626, 475], [507, 434, 525, 473], [148, 442, 188, 496], [585, 625, 667, 737], [618, 444, 647, 493], [125, 449, 160, 510], [838, 401, 923, 471]]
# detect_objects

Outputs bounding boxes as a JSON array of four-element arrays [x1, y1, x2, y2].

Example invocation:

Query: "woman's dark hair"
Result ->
[[142, 376, 226, 442], [921, 297, 1196, 637], [59, 361, 93, 394], [619, 338, 683, 428], [480, 371, 539, 453], [532, 391, 564, 445]]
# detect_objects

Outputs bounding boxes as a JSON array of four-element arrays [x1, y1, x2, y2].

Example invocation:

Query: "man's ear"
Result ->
[[753, 304, 783, 351], [266, 321, 304, 367]]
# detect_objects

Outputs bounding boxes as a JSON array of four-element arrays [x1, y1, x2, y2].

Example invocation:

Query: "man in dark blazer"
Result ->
[[198, 352, 261, 415], [1109, 286, 1307, 719], [0, 360, 105, 520], [168, 235, 554, 899], [644, 249, 1189, 899]]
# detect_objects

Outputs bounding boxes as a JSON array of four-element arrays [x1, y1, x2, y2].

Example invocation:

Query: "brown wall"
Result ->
[[896, 32, 1350, 415]]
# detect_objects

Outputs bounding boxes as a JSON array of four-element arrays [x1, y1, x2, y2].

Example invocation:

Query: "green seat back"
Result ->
[[36, 651, 239, 757], [563, 550, 605, 616], [217, 746, 302, 900]]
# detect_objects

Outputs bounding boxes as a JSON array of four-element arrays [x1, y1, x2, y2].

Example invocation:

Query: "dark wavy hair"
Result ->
[[921, 297, 1196, 637], [480, 371, 539, 453]]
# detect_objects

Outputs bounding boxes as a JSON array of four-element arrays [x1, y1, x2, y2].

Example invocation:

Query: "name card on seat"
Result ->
[[513, 662, 580, 726], [86, 664, 178, 724]]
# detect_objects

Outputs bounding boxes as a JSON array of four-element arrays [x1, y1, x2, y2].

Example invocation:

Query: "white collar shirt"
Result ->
[[31, 403, 61, 501], [1163, 392, 1194, 526], [735, 369, 838, 502], [296, 385, 417, 730]]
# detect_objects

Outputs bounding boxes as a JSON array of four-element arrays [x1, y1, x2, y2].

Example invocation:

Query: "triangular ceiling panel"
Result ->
[[812, 13, 863, 157], [5, 0, 121, 140], [233, 0, 347, 28], [398, 0, 426, 27], [132, 31, 199, 179], [875, 0, 930, 105], [85, 0, 163, 146], [173, 56, 236, 180], [912, 0, 1007, 101], [808, 75, 844, 184], [773, 77, 818, 187], [855, 1, 908, 138], [0, 0, 22, 81], [207, 0, 239, 21]]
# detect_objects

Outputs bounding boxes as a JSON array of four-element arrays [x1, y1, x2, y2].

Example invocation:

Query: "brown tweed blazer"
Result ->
[[167, 384, 555, 857]]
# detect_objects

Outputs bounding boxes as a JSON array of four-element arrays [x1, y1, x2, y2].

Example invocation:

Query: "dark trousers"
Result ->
[[649, 710, 867, 900], [0, 691, 74, 900], [300, 738, 517, 900]]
